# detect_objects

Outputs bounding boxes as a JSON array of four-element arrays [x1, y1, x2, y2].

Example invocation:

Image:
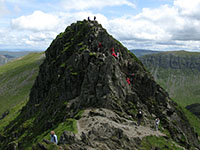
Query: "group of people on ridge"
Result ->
[[88, 16, 96, 21], [137, 110, 160, 130]]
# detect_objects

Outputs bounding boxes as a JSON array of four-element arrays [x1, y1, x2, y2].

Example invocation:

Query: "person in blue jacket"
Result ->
[[50, 130, 58, 144]]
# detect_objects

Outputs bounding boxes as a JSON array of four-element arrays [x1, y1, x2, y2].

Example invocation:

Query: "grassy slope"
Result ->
[[0, 52, 44, 115], [154, 68, 200, 107], [141, 51, 200, 107]]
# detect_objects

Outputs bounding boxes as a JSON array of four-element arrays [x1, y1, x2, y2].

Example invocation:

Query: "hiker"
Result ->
[[126, 77, 130, 85], [155, 118, 160, 131], [50, 131, 58, 144], [97, 42, 103, 51], [98, 42, 103, 48], [137, 111, 143, 126], [94, 16, 96, 21], [88, 16, 90, 21], [111, 48, 117, 57], [116, 51, 120, 59]]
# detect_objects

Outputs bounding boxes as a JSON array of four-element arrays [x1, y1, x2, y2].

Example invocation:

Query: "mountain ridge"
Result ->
[[130, 49, 162, 57], [1, 20, 200, 150]]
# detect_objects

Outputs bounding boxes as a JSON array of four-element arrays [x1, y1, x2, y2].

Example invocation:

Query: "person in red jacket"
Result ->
[[97, 42, 103, 52], [111, 47, 117, 57], [126, 77, 131, 85], [98, 42, 102, 48]]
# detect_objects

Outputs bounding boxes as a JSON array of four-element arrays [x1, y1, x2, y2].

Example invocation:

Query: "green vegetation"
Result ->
[[70, 72, 78, 76], [74, 110, 84, 120], [0, 52, 44, 115], [79, 45, 87, 51], [57, 32, 65, 39], [33, 118, 77, 146], [60, 62, 66, 68], [0, 99, 27, 132], [40, 143, 60, 150], [141, 51, 200, 107], [54, 119, 77, 138], [89, 52, 97, 56], [140, 136, 184, 150], [179, 106, 200, 136], [154, 69, 200, 106]]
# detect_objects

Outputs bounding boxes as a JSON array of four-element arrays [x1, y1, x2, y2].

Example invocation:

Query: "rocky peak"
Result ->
[[2, 20, 200, 149], [24, 19, 145, 117]]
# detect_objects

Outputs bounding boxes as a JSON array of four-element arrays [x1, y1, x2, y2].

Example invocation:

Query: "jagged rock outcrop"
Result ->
[[1, 20, 200, 150]]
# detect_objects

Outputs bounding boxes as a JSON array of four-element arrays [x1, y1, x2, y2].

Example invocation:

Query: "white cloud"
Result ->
[[0, 0, 9, 16], [7, 10, 109, 50], [104, 1, 200, 51], [174, 0, 200, 17], [11, 11, 59, 31], [2, 0, 200, 51], [61, 0, 136, 10]]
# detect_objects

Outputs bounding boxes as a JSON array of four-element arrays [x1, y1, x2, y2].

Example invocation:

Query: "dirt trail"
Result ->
[[76, 108, 165, 141]]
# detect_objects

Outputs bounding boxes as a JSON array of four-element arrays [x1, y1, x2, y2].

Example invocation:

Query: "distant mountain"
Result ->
[[0, 51, 42, 66], [0, 51, 41, 58], [0, 55, 15, 66], [140, 50, 200, 107], [130, 49, 162, 57]]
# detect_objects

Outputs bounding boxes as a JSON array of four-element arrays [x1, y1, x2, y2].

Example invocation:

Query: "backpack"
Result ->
[[53, 135, 56, 143], [51, 135, 56, 143], [156, 119, 160, 125]]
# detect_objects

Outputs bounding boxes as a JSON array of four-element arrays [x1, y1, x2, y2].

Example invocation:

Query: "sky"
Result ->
[[1, 0, 200, 51]]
